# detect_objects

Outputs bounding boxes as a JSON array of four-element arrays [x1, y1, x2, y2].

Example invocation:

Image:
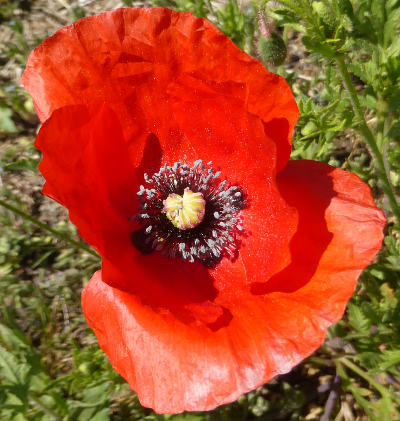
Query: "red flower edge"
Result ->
[[21, 7, 298, 173], [82, 159, 385, 413], [21, 8, 386, 414]]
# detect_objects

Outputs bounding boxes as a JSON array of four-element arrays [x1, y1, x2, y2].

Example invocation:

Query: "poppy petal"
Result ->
[[82, 160, 384, 413], [167, 76, 298, 283], [252, 160, 386, 298], [35, 101, 295, 331], [21, 8, 298, 172], [35, 104, 139, 256], [36, 100, 297, 325]]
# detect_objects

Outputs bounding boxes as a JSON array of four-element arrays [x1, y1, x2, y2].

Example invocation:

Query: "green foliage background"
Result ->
[[0, 0, 400, 420]]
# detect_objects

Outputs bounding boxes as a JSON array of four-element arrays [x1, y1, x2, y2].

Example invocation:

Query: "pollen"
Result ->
[[163, 188, 206, 230]]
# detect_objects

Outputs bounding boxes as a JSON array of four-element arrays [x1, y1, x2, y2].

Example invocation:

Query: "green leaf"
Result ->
[[348, 384, 375, 419], [0, 107, 17, 133], [88, 408, 109, 421], [82, 383, 109, 404], [312, 1, 338, 38], [170, 415, 205, 421], [267, 8, 305, 32], [0, 324, 30, 351], [387, 36, 400, 58], [388, 121, 400, 139], [355, 352, 382, 370], [302, 36, 334, 57], [301, 121, 319, 136], [0, 346, 27, 384], [384, 8, 400, 47], [359, 94, 378, 110], [379, 350, 400, 371], [4, 159, 39, 172], [348, 302, 370, 333]]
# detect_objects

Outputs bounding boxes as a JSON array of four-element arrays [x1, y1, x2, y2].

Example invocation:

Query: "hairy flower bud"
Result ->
[[313, 1, 338, 38], [258, 32, 287, 67]]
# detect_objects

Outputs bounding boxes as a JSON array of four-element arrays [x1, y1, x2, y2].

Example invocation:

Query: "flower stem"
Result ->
[[0, 199, 100, 259], [335, 55, 400, 225], [339, 357, 388, 399], [338, 357, 396, 417]]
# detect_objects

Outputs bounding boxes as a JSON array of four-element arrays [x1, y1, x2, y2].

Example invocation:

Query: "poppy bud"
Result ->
[[258, 32, 287, 67], [339, 0, 354, 18], [312, 1, 338, 38]]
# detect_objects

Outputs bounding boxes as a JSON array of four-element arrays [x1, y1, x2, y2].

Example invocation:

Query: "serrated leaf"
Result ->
[[0, 346, 28, 384], [355, 39, 380, 56], [355, 352, 382, 369], [384, 9, 400, 47], [302, 36, 334, 57], [387, 37, 400, 58], [379, 350, 400, 371], [0, 324, 30, 351], [348, 384, 375, 419], [348, 303, 370, 333], [267, 9, 305, 32], [364, 61, 379, 85], [349, 62, 377, 87], [359, 94, 378, 110]]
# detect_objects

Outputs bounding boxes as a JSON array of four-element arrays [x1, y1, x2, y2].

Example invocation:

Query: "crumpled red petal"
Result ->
[[34, 104, 138, 256], [35, 99, 297, 326], [21, 7, 298, 172], [82, 159, 385, 413]]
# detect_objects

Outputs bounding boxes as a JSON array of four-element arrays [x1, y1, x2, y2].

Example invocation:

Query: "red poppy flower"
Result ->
[[22, 8, 385, 414]]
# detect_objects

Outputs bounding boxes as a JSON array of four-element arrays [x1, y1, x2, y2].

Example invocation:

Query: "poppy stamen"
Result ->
[[163, 188, 206, 230], [132, 160, 246, 267]]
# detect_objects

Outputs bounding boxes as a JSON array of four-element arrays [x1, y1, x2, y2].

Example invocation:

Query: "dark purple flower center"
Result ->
[[131, 160, 246, 267]]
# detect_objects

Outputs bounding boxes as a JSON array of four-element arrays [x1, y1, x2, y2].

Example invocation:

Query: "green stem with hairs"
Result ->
[[338, 356, 396, 420], [0, 199, 100, 259], [338, 357, 388, 398], [335, 55, 400, 224]]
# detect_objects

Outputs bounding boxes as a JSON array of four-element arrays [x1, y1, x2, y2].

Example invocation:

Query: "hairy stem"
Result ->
[[0, 199, 100, 259], [339, 357, 388, 399], [335, 55, 400, 224]]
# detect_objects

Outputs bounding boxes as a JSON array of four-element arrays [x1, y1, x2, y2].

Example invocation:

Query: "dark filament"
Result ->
[[131, 160, 246, 267]]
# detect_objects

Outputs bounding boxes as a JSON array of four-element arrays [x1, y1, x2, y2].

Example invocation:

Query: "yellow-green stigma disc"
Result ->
[[163, 188, 206, 230]]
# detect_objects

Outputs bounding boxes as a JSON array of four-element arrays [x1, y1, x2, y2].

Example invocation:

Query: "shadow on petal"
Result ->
[[136, 132, 163, 177], [263, 118, 290, 173], [102, 253, 233, 329], [251, 162, 334, 294]]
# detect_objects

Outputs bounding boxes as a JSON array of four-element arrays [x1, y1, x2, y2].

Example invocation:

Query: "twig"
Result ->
[[320, 375, 341, 421]]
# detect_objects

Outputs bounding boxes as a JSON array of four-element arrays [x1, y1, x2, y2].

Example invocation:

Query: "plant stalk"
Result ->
[[0, 199, 100, 259], [339, 357, 389, 399], [335, 55, 400, 224]]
